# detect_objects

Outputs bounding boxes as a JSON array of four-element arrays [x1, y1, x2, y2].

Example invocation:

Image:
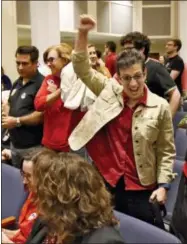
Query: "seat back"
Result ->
[[1, 163, 28, 220], [183, 101, 187, 111], [181, 63, 187, 92], [175, 128, 187, 160], [114, 211, 181, 243], [173, 111, 186, 135], [165, 159, 185, 222]]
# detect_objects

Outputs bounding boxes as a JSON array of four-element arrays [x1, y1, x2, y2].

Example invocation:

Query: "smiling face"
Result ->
[[119, 63, 146, 100], [46, 49, 67, 75], [88, 46, 97, 66]]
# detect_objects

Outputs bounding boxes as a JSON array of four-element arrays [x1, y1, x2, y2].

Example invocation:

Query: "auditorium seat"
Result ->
[[114, 211, 181, 243], [173, 111, 186, 135], [175, 128, 187, 160], [183, 101, 187, 111], [2, 163, 28, 220], [164, 159, 185, 224]]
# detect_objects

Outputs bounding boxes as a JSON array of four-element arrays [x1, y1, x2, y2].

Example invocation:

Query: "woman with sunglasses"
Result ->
[[34, 43, 85, 153]]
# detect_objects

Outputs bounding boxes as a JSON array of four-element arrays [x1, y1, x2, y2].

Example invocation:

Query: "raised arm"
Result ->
[[72, 15, 108, 96]]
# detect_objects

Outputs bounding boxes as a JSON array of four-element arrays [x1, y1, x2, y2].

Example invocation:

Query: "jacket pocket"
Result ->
[[140, 119, 159, 143]]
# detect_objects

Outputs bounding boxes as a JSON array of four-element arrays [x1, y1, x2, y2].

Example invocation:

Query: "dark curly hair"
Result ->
[[32, 149, 117, 243], [120, 31, 151, 60]]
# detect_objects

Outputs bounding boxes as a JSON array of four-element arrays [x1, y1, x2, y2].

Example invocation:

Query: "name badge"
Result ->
[[21, 92, 27, 99]]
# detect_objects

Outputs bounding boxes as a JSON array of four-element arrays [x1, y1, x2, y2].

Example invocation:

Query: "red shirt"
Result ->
[[183, 162, 187, 178], [87, 86, 155, 190], [11, 193, 37, 244], [35, 75, 84, 151], [105, 53, 117, 76]]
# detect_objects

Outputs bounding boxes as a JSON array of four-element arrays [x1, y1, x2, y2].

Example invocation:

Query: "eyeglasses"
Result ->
[[20, 170, 31, 181], [120, 73, 144, 83], [46, 57, 59, 63]]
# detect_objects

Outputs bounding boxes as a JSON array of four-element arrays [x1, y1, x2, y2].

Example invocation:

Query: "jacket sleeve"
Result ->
[[156, 103, 176, 184], [72, 50, 109, 96], [34, 78, 49, 111]]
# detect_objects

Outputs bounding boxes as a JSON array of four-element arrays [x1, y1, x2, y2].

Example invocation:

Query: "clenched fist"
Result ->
[[78, 14, 96, 32]]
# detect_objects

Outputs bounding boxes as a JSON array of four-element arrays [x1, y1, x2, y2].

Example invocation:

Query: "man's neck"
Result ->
[[127, 99, 139, 108], [167, 52, 178, 58], [22, 70, 37, 85]]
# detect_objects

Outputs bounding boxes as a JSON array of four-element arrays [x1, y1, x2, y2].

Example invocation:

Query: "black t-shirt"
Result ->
[[145, 59, 176, 99], [164, 55, 184, 94], [8, 71, 44, 149]]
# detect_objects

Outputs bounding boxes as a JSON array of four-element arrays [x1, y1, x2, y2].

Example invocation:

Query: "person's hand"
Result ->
[[79, 14, 96, 32], [47, 80, 58, 93], [159, 56, 165, 65], [2, 149, 12, 161], [2, 101, 9, 117], [2, 228, 20, 239], [1, 231, 14, 243], [2, 116, 17, 129], [149, 187, 167, 205]]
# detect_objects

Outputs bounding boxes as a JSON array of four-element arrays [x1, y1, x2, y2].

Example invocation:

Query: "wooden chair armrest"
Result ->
[[1, 216, 16, 228]]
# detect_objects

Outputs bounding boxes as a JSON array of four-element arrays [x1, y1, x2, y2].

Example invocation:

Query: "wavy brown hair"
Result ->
[[32, 149, 117, 243]]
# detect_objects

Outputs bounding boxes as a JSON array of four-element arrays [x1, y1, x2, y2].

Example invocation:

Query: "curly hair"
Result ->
[[116, 49, 145, 75], [120, 31, 151, 60], [32, 149, 117, 243]]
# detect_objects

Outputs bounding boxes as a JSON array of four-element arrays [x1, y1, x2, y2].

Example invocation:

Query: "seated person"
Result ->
[[26, 149, 125, 244], [2, 148, 42, 244], [1, 67, 12, 91]]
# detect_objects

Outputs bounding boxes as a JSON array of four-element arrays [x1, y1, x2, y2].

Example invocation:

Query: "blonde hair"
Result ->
[[43, 43, 72, 64]]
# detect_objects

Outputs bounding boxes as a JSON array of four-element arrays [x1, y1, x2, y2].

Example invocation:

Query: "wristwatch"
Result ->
[[16, 117, 21, 127]]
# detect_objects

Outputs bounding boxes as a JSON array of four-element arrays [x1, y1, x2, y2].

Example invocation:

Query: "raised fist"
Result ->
[[78, 14, 96, 32]]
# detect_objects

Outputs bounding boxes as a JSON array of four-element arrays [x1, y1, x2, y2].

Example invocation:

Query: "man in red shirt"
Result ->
[[104, 41, 117, 76]]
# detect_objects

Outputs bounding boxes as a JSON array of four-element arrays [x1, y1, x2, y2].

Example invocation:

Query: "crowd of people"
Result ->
[[1, 14, 187, 244]]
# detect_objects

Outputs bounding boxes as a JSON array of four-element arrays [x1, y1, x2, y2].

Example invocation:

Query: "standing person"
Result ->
[[1, 66, 12, 91], [120, 32, 181, 117], [88, 44, 111, 78], [35, 43, 88, 159], [2, 148, 42, 244], [164, 39, 184, 96], [68, 15, 175, 227], [2, 46, 44, 168], [104, 41, 117, 76], [34, 43, 74, 152], [26, 150, 125, 244]]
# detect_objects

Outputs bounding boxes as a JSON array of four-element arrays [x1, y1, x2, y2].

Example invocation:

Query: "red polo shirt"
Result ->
[[105, 52, 117, 76], [87, 86, 156, 190]]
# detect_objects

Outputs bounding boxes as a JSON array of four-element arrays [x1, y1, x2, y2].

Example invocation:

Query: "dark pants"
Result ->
[[106, 177, 163, 227], [170, 172, 187, 244]]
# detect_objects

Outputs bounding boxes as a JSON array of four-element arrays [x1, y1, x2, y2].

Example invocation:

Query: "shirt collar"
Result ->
[[18, 70, 41, 84]]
